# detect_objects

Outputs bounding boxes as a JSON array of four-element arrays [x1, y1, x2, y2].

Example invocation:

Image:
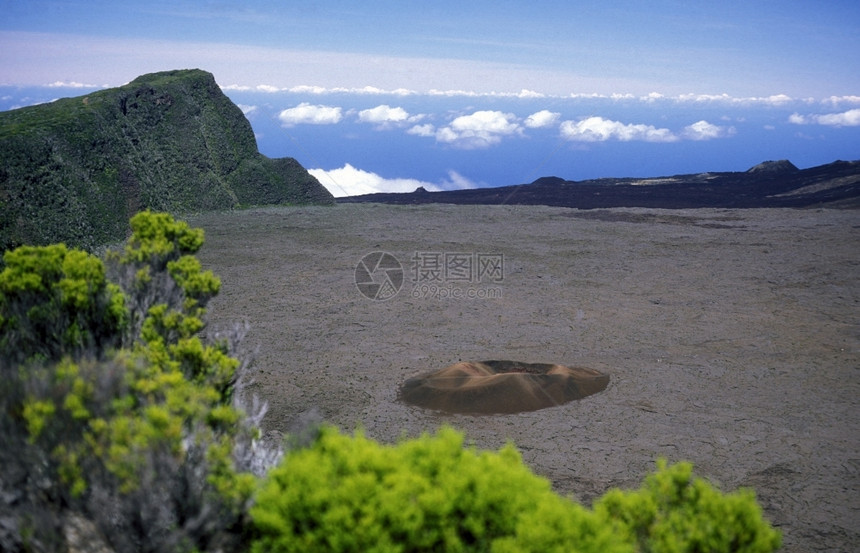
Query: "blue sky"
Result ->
[[2, 1, 859, 196]]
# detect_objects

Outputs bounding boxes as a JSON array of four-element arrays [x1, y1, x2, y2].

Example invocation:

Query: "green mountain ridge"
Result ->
[[0, 69, 333, 252]]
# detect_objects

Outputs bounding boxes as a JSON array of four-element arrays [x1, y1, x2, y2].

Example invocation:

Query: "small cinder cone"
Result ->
[[399, 360, 609, 414]]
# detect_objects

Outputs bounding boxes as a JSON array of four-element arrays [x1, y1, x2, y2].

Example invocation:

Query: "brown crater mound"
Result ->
[[399, 360, 610, 415]]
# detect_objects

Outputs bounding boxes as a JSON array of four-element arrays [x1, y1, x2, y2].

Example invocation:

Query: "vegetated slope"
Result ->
[[341, 159, 860, 209], [0, 69, 333, 252]]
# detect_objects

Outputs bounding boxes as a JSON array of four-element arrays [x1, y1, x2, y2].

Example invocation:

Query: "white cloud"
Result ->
[[236, 104, 258, 116], [815, 109, 860, 126], [569, 93, 607, 99], [788, 113, 808, 124], [287, 85, 327, 94], [677, 93, 729, 103], [281, 84, 416, 95], [516, 89, 545, 98], [425, 88, 548, 99], [357, 105, 412, 126], [308, 164, 434, 197], [560, 117, 738, 142], [407, 123, 436, 137], [428, 89, 483, 97], [761, 94, 794, 106], [676, 93, 794, 106], [524, 110, 560, 128], [560, 116, 677, 142], [46, 80, 102, 88], [218, 84, 812, 110], [682, 120, 735, 140], [822, 95, 860, 106], [562, 91, 801, 106], [789, 108, 860, 127], [222, 83, 421, 96], [222, 83, 416, 96], [435, 110, 522, 148], [641, 92, 666, 102], [278, 102, 342, 126], [435, 127, 460, 143], [308, 164, 480, 197]]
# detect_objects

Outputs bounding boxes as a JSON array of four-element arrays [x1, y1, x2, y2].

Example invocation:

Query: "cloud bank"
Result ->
[[789, 108, 860, 127], [308, 164, 478, 197], [46, 80, 104, 89], [270, 98, 740, 148], [217, 80, 857, 109], [559, 117, 734, 143]]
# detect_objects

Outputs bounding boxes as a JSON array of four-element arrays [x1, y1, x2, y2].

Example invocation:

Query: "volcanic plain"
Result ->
[[188, 204, 858, 553]]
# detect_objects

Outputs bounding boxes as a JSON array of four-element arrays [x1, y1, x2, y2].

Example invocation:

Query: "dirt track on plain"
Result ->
[[189, 204, 859, 552]]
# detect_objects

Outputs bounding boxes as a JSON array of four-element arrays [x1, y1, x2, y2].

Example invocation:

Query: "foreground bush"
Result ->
[[596, 459, 781, 553], [0, 211, 266, 553], [250, 427, 781, 553], [0, 243, 126, 368], [251, 425, 628, 553]]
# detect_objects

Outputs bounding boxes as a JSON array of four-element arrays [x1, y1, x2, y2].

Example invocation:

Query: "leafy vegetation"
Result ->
[[0, 243, 126, 366], [250, 427, 781, 553], [0, 211, 266, 552], [251, 425, 628, 553], [0, 211, 780, 552], [596, 459, 782, 553], [0, 69, 333, 254]]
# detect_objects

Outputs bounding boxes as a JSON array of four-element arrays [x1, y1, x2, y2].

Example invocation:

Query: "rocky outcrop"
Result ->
[[0, 69, 333, 252]]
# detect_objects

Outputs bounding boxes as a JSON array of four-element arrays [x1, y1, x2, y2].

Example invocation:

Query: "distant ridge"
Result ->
[[0, 69, 333, 252], [341, 160, 860, 209]]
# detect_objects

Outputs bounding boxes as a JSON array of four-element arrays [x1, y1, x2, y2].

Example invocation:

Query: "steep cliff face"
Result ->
[[0, 69, 333, 252]]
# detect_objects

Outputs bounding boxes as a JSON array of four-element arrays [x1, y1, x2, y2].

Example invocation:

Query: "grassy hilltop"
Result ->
[[0, 69, 333, 253]]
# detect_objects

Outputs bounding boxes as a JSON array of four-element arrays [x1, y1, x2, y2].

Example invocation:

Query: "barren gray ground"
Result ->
[[189, 204, 859, 552]]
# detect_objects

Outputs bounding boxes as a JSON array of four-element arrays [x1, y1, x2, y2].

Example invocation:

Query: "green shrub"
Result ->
[[0, 243, 127, 368], [251, 425, 629, 553], [595, 459, 782, 553], [108, 210, 220, 348], [0, 211, 264, 553], [251, 428, 781, 553]]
